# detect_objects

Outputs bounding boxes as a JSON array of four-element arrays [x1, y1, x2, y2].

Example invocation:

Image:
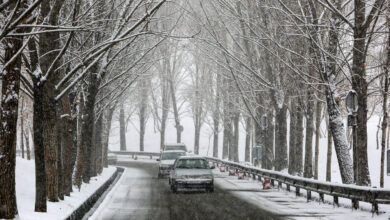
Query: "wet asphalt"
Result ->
[[92, 160, 283, 220]]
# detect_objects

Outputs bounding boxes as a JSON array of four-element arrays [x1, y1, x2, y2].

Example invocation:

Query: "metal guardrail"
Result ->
[[108, 150, 387, 213], [206, 156, 390, 213], [110, 150, 160, 159]]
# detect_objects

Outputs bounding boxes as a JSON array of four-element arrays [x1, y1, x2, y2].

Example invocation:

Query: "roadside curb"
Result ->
[[65, 167, 125, 220]]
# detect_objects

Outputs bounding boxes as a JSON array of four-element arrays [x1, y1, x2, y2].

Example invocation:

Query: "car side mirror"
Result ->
[[156, 158, 160, 161]]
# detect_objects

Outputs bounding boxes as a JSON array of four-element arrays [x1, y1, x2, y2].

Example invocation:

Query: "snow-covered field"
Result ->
[[15, 158, 116, 220], [110, 114, 390, 188]]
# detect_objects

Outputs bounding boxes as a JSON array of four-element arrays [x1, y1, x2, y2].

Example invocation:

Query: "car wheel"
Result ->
[[171, 184, 177, 193], [207, 185, 214, 193]]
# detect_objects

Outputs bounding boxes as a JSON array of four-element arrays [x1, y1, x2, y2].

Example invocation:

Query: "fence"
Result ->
[[206, 156, 390, 213], [109, 150, 160, 159]]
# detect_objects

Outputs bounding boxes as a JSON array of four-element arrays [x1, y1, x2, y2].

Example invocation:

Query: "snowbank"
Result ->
[[15, 157, 116, 220]]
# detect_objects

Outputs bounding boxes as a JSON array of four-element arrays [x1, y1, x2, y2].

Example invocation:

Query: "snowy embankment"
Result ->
[[15, 157, 116, 220], [213, 169, 390, 220]]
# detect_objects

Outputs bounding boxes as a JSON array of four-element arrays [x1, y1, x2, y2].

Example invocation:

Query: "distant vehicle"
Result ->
[[169, 156, 215, 193], [107, 153, 117, 165], [157, 150, 187, 178], [164, 143, 188, 152], [252, 146, 262, 167]]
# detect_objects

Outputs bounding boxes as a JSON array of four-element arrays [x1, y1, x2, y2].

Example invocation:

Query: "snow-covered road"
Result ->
[[89, 160, 281, 220]]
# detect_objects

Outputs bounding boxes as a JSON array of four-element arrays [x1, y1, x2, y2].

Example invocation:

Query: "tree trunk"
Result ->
[[94, 114, 103, 174], [0, 8, 23, 216], [194, 123, 201, 154], [119, 105, 126, 151], [295, 103, 304, 176], [265, 111, 274, 169], [307, 0, 354, 184], [25, 130, 31, 160], [288, 101, 297, 175], [20, 97, 25, 159], [381, 15, 390, 187], [222, 106, 230, 159], [28, 28, 46, 212], [56, 108, 64, 200], [61, 94, 73, 196], [212, 111, 219, 158], [304, 90, 315, 178], [213, 73, 221, 158], [81, 75, 99, 183], [314, 100, 322, 180], [69, 90, 78, 190], [102, 105, 116, 167], [170, 78, 181, 143], [139, 79, 148, 152], [139, 104, 146, 152], [74, 92, 85, 189], [351, 0, 372, 186], [233, 112, 240, 162], [160, 76, 169, 150], [245, 117, 251, 162], [326, 123, 333, 182], [228, 118, 235, 161], [274, 105, 288, 171], [90, 118, 97, 178], [38, 0, 65, 202]]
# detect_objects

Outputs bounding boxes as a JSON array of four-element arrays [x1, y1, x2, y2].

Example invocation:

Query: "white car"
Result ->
[[169, 156, 215, 193], [157, 150, 187, 178], [163, 143, 188, 152]]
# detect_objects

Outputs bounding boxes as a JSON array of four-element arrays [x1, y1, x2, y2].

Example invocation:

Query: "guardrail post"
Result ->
[[296, 186, 300, 196], [258, 176, 262, 182], [319, 193, 324, 203], [352, 199, 359, 209], [270, 179, 274, 186], [252, 174, 256, 180], [150, 155, 152, 159], [287, 184, 290, 191], [333, 196, 339, 207], [307, 190, 311, 201], [278, 181, 282, 189], [372, 202, 378, 214], [132, 154, 134, 159]]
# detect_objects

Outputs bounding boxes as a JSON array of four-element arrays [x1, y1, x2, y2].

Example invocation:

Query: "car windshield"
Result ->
[[175, 159, 209, 169], [165, 145, 186, 151], [161, 152, 185, 160]]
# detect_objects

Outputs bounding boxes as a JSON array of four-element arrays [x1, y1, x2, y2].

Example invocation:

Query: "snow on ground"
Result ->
[[15, 157, 116, 220], [88, 168, 134, 220], [212, 168, 390, 219]]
